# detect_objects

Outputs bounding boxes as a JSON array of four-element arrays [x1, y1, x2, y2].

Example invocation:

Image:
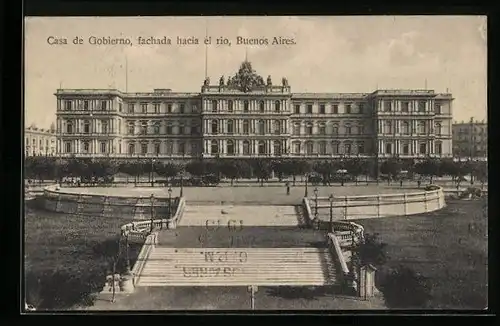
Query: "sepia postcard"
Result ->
[[23, 15, 488, 312]]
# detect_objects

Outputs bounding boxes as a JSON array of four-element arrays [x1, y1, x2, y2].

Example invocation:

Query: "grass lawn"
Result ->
[[354, 198, 488, 309], [24, 199, 142, 310]]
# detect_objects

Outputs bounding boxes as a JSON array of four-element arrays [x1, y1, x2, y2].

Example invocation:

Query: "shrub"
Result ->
[[380, 265, 432, 308], [352, 233, 388, 267]]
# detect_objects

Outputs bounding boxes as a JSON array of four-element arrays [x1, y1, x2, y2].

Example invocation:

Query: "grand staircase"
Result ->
[[135, 247, 337, 287]]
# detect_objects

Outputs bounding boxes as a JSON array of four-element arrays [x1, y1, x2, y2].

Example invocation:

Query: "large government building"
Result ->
[[55, 61, 453, 161]]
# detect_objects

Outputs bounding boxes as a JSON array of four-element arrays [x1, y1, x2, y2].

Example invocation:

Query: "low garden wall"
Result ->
[[307, 186, 446, 220], [43, 185, 180, 219]]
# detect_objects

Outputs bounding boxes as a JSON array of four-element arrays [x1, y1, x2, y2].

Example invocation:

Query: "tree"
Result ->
[[380, 158, 403, 185], [414, 158, 440, 184], [352, 233, 388, 266], [185, 160, 208, 177], [288, 159, 311, 185], [381, 266, 433, 308], [250, 159, 272, 186], [271, 159, 288, 182], [344, 158, 364, 185], [220, 160, 242, 185]]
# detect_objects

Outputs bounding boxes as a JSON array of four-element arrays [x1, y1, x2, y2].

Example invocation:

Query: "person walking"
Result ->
[[286, 181, 290, 195]]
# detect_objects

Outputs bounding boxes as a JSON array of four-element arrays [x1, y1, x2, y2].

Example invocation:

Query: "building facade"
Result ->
[[452, 118, 487, 158], [55, 61, 454, 160], [25, 124, 57, 156]]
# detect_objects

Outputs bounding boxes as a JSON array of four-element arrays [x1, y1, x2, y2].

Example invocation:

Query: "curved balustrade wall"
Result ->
[[43, 185, 180, 219], [309, 186, 446, 220]]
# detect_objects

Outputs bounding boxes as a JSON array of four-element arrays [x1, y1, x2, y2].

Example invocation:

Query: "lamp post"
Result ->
[[150, 194, 155, 233], [329, 194, 334, 233], [314, 187, 319, 219], [180, 171, 184, 197], [304, 173, 309, 197], [168, 187, 173, 219], [150, 158, 155, 187], [125, 232, 130, 273]]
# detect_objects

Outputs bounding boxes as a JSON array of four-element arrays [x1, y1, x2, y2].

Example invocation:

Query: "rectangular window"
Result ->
[[83, 100, 89, 110], [154, 103, 160, 113], [345, 104, 351, 114], [403, 144, 409, 155], [166, 125, 172, 134], [118, 103, 122, 112], [435, 143, 442, 154], [434, 103, 441, 114], [154, 143, 161, 155], [141, 143, 148, 154], [419, 143, 427, 154], [358, 143, 365, 154], [128, 103, 134, 113], [332, 104, 338, 114], [128, 123, 134, 135], [64, 101, 72, 111], [180, 104, 185, 114], [402, 102, 409, 113], [307, 104, 313, 114], [167, 104, 172, 113], [319, 104, 326, 114], [418, 101, 426, 112], [101, 101, 107, 110], [345, 144, 352, 155], [385, 143, 392, 154], [384, 101, 392, 112], [100, 142, 106, 153], [294, 104, 300, 114], [101, 120, 108, 134], [358, 103, 365, 114], [141, 103, 147, 113], [65, 142, 71, 153]]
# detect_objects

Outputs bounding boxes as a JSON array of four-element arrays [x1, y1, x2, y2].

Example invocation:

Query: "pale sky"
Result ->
[[24, 16, 487, 129]]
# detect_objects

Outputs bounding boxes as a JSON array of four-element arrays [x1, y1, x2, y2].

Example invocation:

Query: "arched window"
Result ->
[[305, 141, 314, 155], [418, 121, 426, 134], [319, 141, 327, 155], [273, 140, 281, 156], [212, 100, 218, 112], [153, 122, 160, 134], [243, 120, 249, 134], [384, 121, 392, 134], [211, 120, 218, 134], [243, 140, 250, 155], [305, 123, 313, 135], [402, 121, 409, 135], [258, 141, 266, 155], [332, 141, 339, 154], [258, 120, 265, 135], [227, 120, 234, 134], [166, 123, 173, 135], [293, 123, 301, 135], [273, 120, 280, 134], [259, 101, 265, 113], [211, 140, 219, 155], [128, 143, 135, 155], [244, 100, 249, 112], [318, 123, 326, 135], [84, 120, 91, 133], [275, 100, 280, 112], [332, 124, 339, 135], [435, 141, 442, 155], [345, 124, 352, 135], [293, 141, 301, 154], [83, 141, 90, 153], [434, 122, 442, 135], [227, 140, 235, 155], [345, 143, 352, 155], [141, 121, 148, 135], [228, 100, 234, 112], [385, 143, 392, 154], [67, 121, 73, 134]]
